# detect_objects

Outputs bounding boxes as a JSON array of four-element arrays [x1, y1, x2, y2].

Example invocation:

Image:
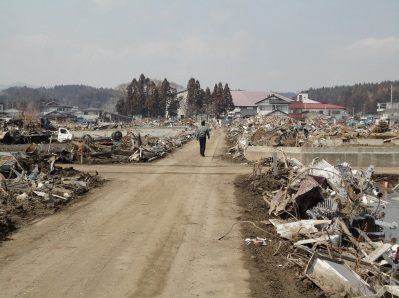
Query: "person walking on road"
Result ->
[[195, 120, 210, 157]]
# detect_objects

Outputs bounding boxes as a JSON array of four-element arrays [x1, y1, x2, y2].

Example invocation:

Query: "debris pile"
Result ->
[[233, 157, 399, 297], [0, 126, 55, 144], [1, 117, 199, 165], [0, 150, 104, 241], [55, 130, 195, 164], [226, 115, 399, 160], [227, 116, 301, 150], [53, 117, 199, 132]]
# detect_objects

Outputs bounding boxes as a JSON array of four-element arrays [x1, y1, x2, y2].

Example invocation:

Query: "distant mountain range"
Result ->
[[279, 92, 296, 99], [0, 82, 48, 91], [0, 84, 120, 110]]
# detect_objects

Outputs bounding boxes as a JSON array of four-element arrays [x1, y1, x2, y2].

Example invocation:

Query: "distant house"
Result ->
[[0, 104, 14, 121], [175, 90, 188, 119], [289, 92, 346, 120], [255, 94, 291, 116], [168, 90, 204, 120], [70, 106, 82, 117], [379, 102, 399, 126], [41, 101, 72, 113], [70, 106, 102, 123], [296, 92, 320, 104], [3, 108, 21, 119], [0, 103, 7, 121], [231, 91, 292, 117], [231, 91, 272, 117], [42, 111, 77, 122], [264, 109, 291, 118], [105, 112, 133, 123], [82, 108, 103, 123]]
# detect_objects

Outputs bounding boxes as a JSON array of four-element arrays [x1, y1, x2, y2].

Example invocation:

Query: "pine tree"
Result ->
[[194, 80, 205, 119], [115, 98, 125, 114], [204, 87, 212, 119], [159, 79, 170, 117], [186, 78, 197, 118], [125, 79, 137, 116], [223, 83, 234, 112], [212, 82, 225, 117], [132, 79, 142, 117], [167, 97, 180, 117], [137, 74, 148, 116], [159, 79, 177, 118], [144, 81, 159, 118]]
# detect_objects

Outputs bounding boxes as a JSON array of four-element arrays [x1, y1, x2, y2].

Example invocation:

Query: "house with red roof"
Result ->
[[289, 92, 347, 121]]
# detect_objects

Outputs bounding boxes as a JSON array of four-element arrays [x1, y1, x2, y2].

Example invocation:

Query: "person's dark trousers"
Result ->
[[199, 136, 206, 156]]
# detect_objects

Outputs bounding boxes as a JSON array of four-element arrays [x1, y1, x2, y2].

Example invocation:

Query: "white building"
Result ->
[[255, 94, 291, 116], [379, 102, 399, 125], [289, 92, 347, 121]]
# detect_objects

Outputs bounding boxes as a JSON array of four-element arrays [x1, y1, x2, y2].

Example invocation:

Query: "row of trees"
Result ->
[[185, 78, 234, 119], [308, 80, 399, 116], [115, 75, 179, 118], [115, 74, 234, 120]]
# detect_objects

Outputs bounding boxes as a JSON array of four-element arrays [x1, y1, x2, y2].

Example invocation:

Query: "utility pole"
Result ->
[[391, 82, 393, 105]]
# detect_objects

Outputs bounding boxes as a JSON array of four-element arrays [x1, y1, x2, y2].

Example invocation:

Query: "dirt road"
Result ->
[[0, 129, 253, 297]]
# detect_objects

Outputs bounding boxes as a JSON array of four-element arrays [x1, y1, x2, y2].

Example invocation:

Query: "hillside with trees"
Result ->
[[0, 85, 119, 112], [307, 80, 399, 116]]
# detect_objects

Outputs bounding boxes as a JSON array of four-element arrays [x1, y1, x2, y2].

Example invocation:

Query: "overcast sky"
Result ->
[[1, 0, 398, 92]]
